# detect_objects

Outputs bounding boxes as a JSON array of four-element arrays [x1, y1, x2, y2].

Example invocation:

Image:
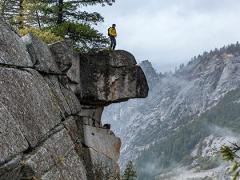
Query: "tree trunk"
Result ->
[[0, 0, 8, 17], [35, 10, 41, 29], [19, 0, 24, 28], [57, 0, 64, 24]]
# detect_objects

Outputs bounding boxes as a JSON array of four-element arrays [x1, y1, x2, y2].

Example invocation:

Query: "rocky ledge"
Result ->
[[0, 17, 148, 180]]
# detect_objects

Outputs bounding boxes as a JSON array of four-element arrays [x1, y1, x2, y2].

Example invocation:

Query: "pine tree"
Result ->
[[221, 144, 240, 180], [23, 0, 115, 50], [21, 0, 49, 29], [45, 0, 115, 51], [1, 0, 115, 51], [0, 0, 24, 26], [122, 161, 137, 180]]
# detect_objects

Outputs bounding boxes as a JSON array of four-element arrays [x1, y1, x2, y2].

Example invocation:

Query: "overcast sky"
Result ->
[[87, 0, 240, 72]]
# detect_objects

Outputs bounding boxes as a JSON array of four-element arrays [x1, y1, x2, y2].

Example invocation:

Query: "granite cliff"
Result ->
[[0, 17, 149, 180]]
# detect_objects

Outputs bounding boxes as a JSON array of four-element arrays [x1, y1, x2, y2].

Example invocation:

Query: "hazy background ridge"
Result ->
[[86, 0, 240, 72]]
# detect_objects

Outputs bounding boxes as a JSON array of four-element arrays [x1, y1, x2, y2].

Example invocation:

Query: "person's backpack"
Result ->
[[108, 27, 111, 36]]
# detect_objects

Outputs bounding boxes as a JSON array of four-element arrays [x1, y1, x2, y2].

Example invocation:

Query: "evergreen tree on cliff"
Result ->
[[221, 144, 240, 180], [122, 161, 137, 180], [0, 0, 24, 27], [0, 0, 115, 51]]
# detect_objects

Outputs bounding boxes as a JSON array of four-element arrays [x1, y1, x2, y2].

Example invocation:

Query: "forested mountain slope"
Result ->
[[103, 43, 240, 179]]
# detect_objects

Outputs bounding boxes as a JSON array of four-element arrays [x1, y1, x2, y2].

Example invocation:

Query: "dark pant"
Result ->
[[110, 36, 116, 50]]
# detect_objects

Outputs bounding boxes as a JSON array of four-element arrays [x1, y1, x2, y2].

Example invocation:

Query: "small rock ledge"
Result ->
[[0, 17, 148, 180]]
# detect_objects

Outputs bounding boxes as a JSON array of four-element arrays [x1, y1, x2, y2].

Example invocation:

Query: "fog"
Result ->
[[86, 0, 240, 72]]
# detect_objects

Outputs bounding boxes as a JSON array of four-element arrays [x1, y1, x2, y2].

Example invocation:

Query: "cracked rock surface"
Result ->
[[0, 17, 148, 180]]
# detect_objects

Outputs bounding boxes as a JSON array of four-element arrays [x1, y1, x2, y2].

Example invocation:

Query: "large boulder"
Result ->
[[49, 40, 76, 74], [79, 50, 149, 105], [49, 40, 82, 95], [0, 18, 32, 67], [22, 34, 61, 74]]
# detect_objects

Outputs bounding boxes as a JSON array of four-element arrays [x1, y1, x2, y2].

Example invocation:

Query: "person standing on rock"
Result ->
[[108, 24, 117, 50]]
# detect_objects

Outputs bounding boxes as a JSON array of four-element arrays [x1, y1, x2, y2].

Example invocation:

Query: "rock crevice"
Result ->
[[0, 17, 148, 180]]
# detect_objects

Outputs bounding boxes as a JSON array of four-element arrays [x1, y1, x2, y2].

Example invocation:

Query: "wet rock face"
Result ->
[[79, 50, 149, 105], [0, 17, 148, 180]]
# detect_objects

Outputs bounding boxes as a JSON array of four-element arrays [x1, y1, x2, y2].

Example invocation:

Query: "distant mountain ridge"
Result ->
[[102, 42, 240, 179]]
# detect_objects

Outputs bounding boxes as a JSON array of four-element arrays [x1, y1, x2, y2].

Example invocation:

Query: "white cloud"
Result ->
[[86, 0, 240, 72]]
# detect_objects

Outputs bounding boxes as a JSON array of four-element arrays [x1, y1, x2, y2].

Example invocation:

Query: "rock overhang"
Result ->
[[79, 50, 149, 106], [0, 15, 149, 180]]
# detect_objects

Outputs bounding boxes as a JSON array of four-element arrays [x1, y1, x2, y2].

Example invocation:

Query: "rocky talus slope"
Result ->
[[0, 17, 148, 180]]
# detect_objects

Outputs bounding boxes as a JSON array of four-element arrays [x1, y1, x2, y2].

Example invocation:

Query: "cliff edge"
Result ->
[[0, 17, 149, 180]]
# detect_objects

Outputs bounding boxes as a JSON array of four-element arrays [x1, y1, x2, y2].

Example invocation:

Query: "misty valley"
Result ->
[[103, 43, 240, 179]]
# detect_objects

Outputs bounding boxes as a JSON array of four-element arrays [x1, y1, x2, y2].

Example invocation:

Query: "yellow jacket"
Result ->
[[108, 27, 117, 37]]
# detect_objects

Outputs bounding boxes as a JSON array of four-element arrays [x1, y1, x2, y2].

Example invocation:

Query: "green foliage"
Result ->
[[50, 22, 109, 51], [136, 88, 240, 179], [221, 145, 235, 161], [220, 144, 240, 180], [0, 0, 23, 26], [19, 27, 63, 44], [122, 161, 137, 180], [0, 0, 115, 51], [187, 41, 240, 67], [22, 0, 51, 28]]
